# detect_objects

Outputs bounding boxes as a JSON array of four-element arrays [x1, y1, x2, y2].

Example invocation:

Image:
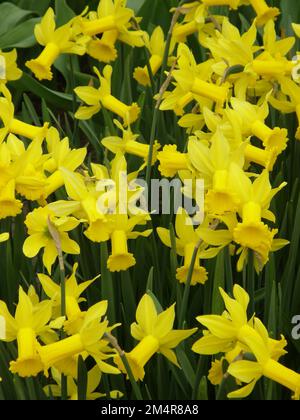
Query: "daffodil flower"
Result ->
[[26, 8, 89, 81], [84, 1, 145, 63], [192, 285, 285, 357], [23, 206, 81, 274], [188, 131, 245, 216], [102, 120, 161, 164], [38, 263, 99, 335], [80, 0, 134, 37], [160, 86, 195, 116], [172, 4, 208, 43], [230, 97, 288, 153], [0, 49, 22, 84], [248, 0, 280, 26], [134, 26, 170, 87], [0, 85, 49, 143], [75, 65, 140, 125], [228, 165, 286, 257], [270, 78, 300, 140], [157, 145, 190, 178], [158, 209, 224, 285], [114, 294, 197, 380], [173, 44, 230, 111], [193, 285, 300, 399], [0, 287, 53, 377], [43, 127, 87, 198], [0, 179, 22, 220], [38, 303, 120, 375], [106, 213, 152, 273]]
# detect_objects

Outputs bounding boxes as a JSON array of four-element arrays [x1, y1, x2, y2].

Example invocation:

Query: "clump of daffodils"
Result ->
[[0, 0, 299, 401]]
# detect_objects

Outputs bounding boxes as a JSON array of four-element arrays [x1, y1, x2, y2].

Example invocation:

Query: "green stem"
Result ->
[[58, 254, 68, 401], [104, 333, 143, 400], [121, 353, 144, 400], [247, 250, 255, 317], [179, 240, 202, 328], [145, 3, 182, 187]]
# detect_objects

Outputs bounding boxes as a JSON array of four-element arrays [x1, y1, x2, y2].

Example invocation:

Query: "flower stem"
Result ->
[[105, 332, 143, 400]]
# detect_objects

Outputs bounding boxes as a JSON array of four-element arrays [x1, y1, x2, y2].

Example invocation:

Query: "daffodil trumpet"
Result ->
[[10, 328, 44, 377], [26, 43, 60, 81], [252, 60, 294, 77], [249, 0, 280, 26], [134, 55, 163, 87], [39, 334, 85, 369], [101, 95, 140, 125], [9, 119, 49, 141], [191, 79, 229, 108], [176, 243, 208, 286], [87, 30, 119, 62], [107, 230, 136, 273], [115, 336, 160, 381], [245, 144, 277, 171], [251, 120, 288, 152]]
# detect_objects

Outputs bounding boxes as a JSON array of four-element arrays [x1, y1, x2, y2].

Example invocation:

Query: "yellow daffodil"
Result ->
[[188, 131, 244, 216], [134, 26, 167, 87], [0, 287, 52, 377], [192, 285, 285, 358], [160, 86, 195, 116], [0, 179, 22, 220], [231, 97, 288, 153], [80, 0, 134, 37], [84, 1, 145, 62], [114, 294, 197, 380], [23, 206, 81, 274], [172, 3, 208, 43], [12, 138, 49, 201], [193, 285, 300, 399], [248, 0, 280, 26], [227, 322, 292, 399], [75, 65, 140, 125], [43, 127, 87, 198], [157, 145, 190, 178], [270, 78, 300, 140], [102, 120, 160, 164], [38, 302, 120, 375], [157, 210, 223, 285], [0, 49, 22, 84], [50, 167, 110, 243], [229, 165, 286, 260], [38, 263, 99, 335], [26, 8, 89, 81], [173, 44, 230, 112], [106, 213, 152, 273], [0, 85, 48, 143]]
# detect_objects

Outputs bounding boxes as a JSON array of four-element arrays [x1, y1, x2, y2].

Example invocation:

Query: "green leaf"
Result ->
[[55, 0, 75, 26], [12, 73, 74, 111], [0, 17, 39, 49], [0, 2, 34, 37]]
